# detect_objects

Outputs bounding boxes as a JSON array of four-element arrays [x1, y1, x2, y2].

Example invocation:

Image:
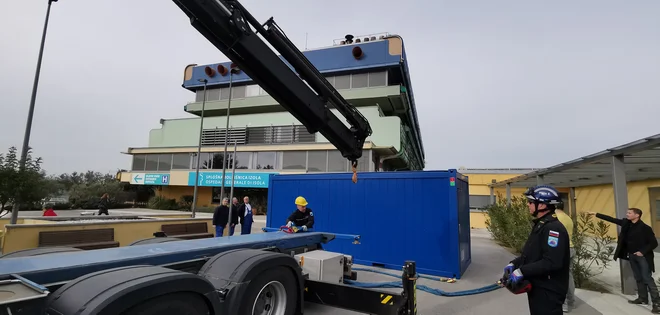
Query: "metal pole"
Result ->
[[219, 69, 237, 202], [11, 0, 57, 225], [226, 141, 238, 235], [191, 79, 208, 218]]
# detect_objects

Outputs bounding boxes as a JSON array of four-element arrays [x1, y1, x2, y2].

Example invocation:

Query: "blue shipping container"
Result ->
[[266, 170, 471, 278]]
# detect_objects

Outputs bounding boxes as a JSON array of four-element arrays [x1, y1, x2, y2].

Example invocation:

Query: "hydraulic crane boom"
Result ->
[[172, 0, 373, 164]]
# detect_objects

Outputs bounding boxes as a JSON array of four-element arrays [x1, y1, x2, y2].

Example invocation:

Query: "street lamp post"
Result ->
[[191, 79, 209, 218], [218, 67, 239, 203], [226, 141, 237, 236], [11, 0, 59, 225]]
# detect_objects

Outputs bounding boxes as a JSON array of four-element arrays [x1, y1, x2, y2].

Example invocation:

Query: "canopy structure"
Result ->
[[488, 133, 660, 296], [490, 134, 660, 188]]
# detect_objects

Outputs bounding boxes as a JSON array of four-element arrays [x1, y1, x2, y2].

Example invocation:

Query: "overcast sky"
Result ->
[[1, 0, 659, 175]]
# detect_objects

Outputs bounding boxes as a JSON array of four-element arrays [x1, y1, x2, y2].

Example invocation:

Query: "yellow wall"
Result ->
[[1, 218, 213, 254], [470, 212, 489, 229], [575, 179, 660, 238], [466, 173, 527, 195]]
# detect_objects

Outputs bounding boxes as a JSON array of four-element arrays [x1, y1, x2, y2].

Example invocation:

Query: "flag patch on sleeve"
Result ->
[[549, 230, 560, 237]]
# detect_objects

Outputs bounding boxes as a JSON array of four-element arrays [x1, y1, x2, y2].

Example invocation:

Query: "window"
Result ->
[[220, 87, 231, 100], [156, 154, 172, 171], [246, 85, 260, 97], [307, 151, 327, 172], [254, 151, 277, 169], [195, 90, 205, 102], [206, 88, 220, 101], [132, 155, 146, 171], [469, 195, 492, 210], [282, 151, 306, 170], [351, 73, 368, 89], [325, 76, 335, 86], [327, 150, 347, 172], [232, 85, 247, 99], [334, 75, 350, 90], [192, 153, 213, 169], [355, 151, 369, 172], [212, 153, 229, 170], [234, 152, 251, 169], [172, 153, 191, 169], [145, 155, 159, 171], [368, 71, 387, 87]]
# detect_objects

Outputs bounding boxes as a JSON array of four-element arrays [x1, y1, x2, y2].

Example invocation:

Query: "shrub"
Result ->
[[178, 195, 194, 210], [51, 202, 72, 210], [147, 196, 180, 210], [484, 193, 532, 252], [572, 212, 615, 288]]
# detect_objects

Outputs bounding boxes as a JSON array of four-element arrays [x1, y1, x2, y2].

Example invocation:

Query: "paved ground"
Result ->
[[11, 209, 653, 314]]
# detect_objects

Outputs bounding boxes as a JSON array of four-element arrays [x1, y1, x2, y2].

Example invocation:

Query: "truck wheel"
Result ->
[[128, 237, 182, 246], [197, 249, 304, 315], [121, 292, 209, 315], [0, 247, 82, 259], [240, 266, 296, 315]]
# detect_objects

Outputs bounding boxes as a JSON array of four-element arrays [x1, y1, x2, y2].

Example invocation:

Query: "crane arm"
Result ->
[[172, 0, 373, 163]]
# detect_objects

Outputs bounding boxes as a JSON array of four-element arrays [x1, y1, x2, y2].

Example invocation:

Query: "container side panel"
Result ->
[[267, 171, 465, 278], [456, 175, 472, 275]]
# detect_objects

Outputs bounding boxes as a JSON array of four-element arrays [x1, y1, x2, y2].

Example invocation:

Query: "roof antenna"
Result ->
[[305, 32, 308, 50]]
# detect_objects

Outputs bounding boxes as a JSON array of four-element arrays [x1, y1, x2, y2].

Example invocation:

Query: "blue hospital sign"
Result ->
[[131, 173, 170, 186], [187, 172, 274, 188]]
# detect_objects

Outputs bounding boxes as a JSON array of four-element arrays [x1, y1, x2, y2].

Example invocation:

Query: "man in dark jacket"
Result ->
[[589, 208, 660, 312], [504, 185, 570, 315], [286, 196, 314, 231], [238, 196, 254, 235], [213, 198, 237, 237]]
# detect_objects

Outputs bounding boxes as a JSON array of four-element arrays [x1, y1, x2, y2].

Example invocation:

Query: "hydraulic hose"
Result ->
[[347, 267, 502, 297]]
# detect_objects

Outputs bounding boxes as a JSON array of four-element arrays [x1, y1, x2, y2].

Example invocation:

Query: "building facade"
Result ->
[[118, 34, 425, 207]]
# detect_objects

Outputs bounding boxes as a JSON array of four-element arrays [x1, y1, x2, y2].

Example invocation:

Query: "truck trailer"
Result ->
[[0, 231, 417, 314]]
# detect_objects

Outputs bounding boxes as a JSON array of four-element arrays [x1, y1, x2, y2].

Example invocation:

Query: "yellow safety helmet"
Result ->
[[295, 196, 308, 206]]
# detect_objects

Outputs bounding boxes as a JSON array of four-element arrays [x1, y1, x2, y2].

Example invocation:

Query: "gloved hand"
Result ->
[[302, 225, 308, 231], [504, 263, 514, 275], [509, 269, 524, 284], [286, 221, 294, 227]]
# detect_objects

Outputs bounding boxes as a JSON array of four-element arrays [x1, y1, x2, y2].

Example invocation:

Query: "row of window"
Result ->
[[194, 71, 389, 102], [131, 150, 373, 173]]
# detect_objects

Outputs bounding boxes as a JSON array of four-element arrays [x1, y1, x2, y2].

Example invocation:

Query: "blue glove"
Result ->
[[509, 269, 524, 284], [302, 225, 308, 231], [504, 263, 514, 275]]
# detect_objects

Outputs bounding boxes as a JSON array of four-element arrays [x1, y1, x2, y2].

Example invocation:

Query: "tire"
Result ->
[[0, 247, 82, 259], [238, 266, 297, 315], [121, 292, 209, 315], [128, 237, 182, 246]]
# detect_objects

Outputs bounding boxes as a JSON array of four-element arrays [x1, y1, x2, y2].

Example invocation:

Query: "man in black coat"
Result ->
[[504, 185, 570, 315], [589, 208, 660, 313]]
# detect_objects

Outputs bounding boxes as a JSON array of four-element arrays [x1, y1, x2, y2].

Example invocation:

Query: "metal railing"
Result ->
[[201, 125, 315, 146]]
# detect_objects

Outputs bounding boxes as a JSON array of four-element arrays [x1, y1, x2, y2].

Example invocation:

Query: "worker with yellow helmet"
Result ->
[[286, 196, 314, 231]]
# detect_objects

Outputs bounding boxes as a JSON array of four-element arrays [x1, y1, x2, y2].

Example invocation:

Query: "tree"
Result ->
[[0, 146, 50, 211]]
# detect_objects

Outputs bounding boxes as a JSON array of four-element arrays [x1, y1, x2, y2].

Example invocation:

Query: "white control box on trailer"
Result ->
[[294, 250, 345, 284]]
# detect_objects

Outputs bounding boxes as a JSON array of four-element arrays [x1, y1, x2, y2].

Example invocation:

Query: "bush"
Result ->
[[484, 193, 532, 252], [178, 195, 194, 210], [572, 213, 615, 288], [147, 196, 180, 210]]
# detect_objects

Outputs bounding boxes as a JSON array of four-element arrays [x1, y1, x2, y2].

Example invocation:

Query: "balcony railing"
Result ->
[[201, 125, 315, 146]]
